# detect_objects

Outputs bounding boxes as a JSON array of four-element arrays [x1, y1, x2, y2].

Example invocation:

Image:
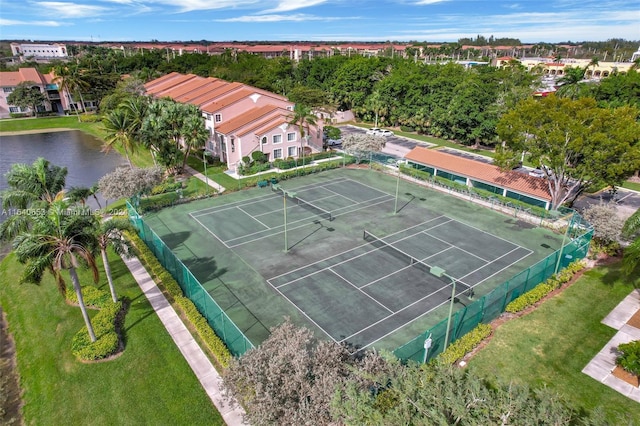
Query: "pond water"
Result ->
[[0, 130, 127, 213]]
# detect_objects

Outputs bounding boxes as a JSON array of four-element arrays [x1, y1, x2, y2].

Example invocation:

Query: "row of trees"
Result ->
[[222, 319, 613, 425], [0, 158, 134, 343]]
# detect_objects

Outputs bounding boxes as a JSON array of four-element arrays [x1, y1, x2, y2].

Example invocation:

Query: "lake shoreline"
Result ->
[[0, 128, 75, 136]]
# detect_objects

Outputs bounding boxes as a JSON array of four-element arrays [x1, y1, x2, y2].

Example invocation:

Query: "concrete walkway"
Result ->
[[582, 289, 640, 402], [185, 165, 226, 193], [121, 255, 247, 425]]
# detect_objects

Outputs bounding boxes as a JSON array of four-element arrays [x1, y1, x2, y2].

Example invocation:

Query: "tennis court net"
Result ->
[[273, 185, 333, 222], [362, 230, 473, 298]]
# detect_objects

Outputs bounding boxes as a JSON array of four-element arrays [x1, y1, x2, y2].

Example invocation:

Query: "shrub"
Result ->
[[617, 340, 640, 376], [436, 323, 492, 365], [66, 285, 111, 308], [125, 231, 233, 367], [241, 156, 251, 164], [71, 299, 123, 361], [150, 178, 183, 195], [505, 260, 586, 313], [400, 125, 415, 132], [251, 151, 267, 163]]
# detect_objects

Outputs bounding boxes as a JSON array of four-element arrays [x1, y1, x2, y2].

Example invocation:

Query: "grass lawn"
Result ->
[[0, 249, 224, 425], [622, 180, 640, 192], [468, 262, 640, 423]]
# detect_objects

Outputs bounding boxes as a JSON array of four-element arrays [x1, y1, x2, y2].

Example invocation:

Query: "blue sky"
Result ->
[[0, 0, 638, 43]]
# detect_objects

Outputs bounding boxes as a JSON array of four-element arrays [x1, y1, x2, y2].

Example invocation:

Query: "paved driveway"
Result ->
[[573, 187, 640, 220]]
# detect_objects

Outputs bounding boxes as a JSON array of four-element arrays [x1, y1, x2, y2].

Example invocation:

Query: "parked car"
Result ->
[[327, 139, 341, 146], [365, 128, 394, 137]]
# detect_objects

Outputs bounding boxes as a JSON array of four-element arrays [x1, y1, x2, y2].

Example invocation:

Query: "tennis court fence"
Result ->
[[393, 210, 593, 363], [127, 200, 592, 364], [126, 201, 254, 357]]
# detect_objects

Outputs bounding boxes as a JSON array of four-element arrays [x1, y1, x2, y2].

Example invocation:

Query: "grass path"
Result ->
[[0, 249, 223, 425], [468, 262, 640, 423]]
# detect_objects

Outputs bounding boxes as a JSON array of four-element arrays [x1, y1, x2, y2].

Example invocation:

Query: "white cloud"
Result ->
[[0, 18, 62, 26], [34, 1, 109, 18], [144, 0, 261, 12], [411, 0, 449, 4], [260, 0, 328, 14], [216, 13, 346, 23]]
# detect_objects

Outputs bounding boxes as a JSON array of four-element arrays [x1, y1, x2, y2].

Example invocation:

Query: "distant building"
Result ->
[[10, 42, 68, 61], [0, 67, 78, 118]]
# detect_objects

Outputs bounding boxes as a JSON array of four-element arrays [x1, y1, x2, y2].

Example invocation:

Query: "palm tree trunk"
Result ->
[[69, 266, 97, 342], [101, 248, 118, 303]]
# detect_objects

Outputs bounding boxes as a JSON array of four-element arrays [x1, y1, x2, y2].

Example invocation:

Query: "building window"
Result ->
[[9, 107, 20, 113], [3, 87, 13, 93], [273, 148, 283, 159], [261, 136, 267, 144], [206, 114, 212, 120], [231, 139, 235, 153], [215, 114, 222, 122], [288, 146, 297, 157], [273, 134, 282, 144], [287, 132, 296, 142]]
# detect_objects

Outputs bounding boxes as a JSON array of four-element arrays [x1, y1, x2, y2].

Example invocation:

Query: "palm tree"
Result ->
[[622, 208, 640, 277], [103, 108, 136, 168], [67, 186, 93, 207], [288, 104, 318, 159], [556, 66, 587, 99], [96, 218, 133, 303], [53, 63, 90, 121], [587, 57, 599, 79], [180, 113, 209, 171], [0, 158, 67, 241], [365, 90, 385, 128], [12, 200, 100, 342]]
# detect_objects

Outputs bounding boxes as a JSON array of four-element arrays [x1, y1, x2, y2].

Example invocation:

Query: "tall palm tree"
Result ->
[[622, 208, 640, 277], [12, 200, 100, 342], [53, 63, 90, 121], [587, 57, 599, 78], [103, 108, 136, 168], [0, 158, 67, 240], [180, 113, 209, 171], [288, 104, 318, 159], [96, 218, 133, 303]]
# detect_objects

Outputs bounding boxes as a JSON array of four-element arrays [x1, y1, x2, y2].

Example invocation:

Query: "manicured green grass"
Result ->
[[468, 262, 640, 423], [0, 249, 224, 425], [622, 180, 640, 192]]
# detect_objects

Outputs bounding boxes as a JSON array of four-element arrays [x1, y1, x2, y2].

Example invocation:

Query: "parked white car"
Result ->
[[327, 139, 341, 146], [366, 128, 394, 136]]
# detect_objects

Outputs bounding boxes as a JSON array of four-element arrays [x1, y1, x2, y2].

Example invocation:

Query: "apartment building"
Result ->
[[0, 67, 74, 118], [144, 73, 323, 172], [10, 42, 68, 61]]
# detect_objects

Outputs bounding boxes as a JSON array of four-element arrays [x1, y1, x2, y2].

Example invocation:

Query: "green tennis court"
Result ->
[[140, 168, 565, 352]]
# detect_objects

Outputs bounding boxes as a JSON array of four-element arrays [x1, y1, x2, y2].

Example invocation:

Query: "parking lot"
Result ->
[[336, 125, 436, 158]]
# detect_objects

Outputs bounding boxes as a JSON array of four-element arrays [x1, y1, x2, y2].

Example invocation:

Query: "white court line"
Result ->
[[461, 247, 534, 289], [268, 281, 340, 344], [458, 246, 530, 283], [339, 281, 453, 344], [421, 230, 491, 263], [328, 268, 394, 313], [190, 177, 349, 217], [188, 212, 231, 249], [267, 217, 447, 282], [237, 205, 271, 230], [352, 247, 537, 353], [320, 184, 360, 204]]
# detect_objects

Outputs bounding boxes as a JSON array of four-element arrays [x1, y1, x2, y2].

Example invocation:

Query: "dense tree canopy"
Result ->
[[6, 81, 47, 116], [496, 95, 640, 209]]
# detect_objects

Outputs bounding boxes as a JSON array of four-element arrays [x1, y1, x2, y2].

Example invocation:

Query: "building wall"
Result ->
[[10, 43, 68, 59]]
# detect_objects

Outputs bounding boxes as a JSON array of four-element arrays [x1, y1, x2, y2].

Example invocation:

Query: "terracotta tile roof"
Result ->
[[153, 75, 212, 99], [405, 147, 551, 201], [174, 80, 228, 103], [0, 68, 46, 86], [237, 115, 289, 137], [216, 104, 283, 134], [191, 82, 244, 107], [200, 88, 253, 113], [145, 73, 198, 95]]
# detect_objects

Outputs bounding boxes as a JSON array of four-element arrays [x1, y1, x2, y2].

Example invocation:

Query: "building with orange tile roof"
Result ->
[[0, 67, 78, 118], [405, 147, 552, 210], [144, 73, 323, 172]]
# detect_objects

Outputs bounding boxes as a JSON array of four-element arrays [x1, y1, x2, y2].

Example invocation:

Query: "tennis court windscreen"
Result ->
[[362, 230, 473, 297]]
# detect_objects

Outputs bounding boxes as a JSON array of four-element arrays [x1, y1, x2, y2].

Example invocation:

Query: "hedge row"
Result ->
[[436, 323, 493, 365], [125, 231, 232, 368], [505, 260, 586, 314], [69, 285, 123, 361]]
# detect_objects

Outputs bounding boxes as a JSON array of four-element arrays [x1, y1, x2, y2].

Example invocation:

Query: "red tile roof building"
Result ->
[[405, 147, 552, 209]]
